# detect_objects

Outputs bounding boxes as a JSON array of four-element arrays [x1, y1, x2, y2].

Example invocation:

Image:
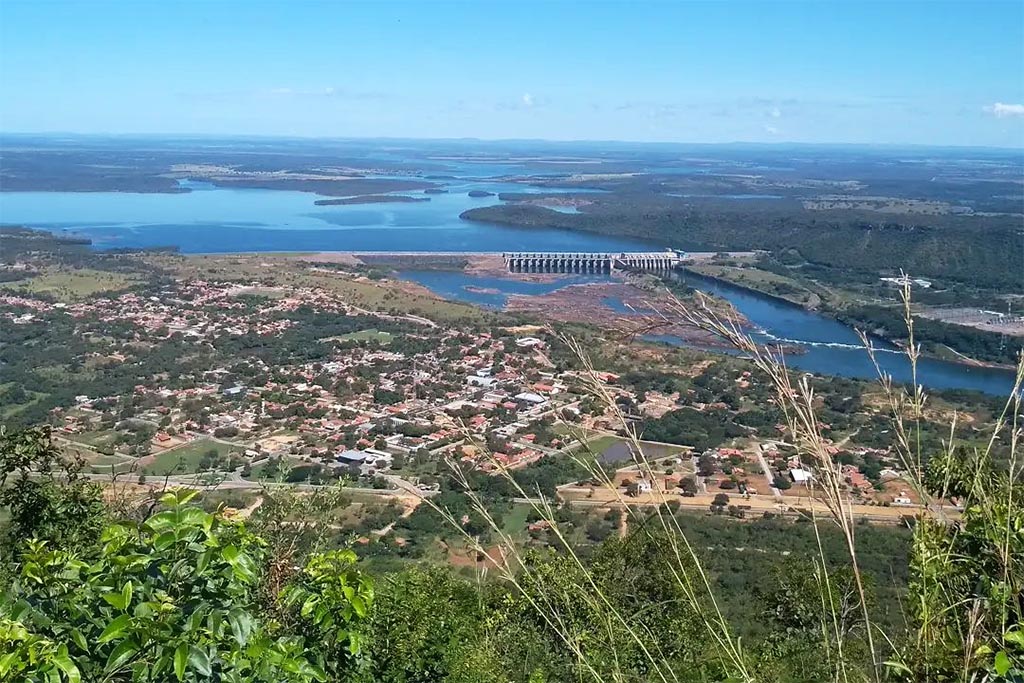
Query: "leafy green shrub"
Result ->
[[0, 490, 337, 683]]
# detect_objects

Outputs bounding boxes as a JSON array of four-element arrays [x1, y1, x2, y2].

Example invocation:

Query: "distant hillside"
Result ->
[[461, 203, 1023, 291]]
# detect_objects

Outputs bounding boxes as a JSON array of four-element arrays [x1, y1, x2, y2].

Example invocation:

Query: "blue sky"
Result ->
[[1, 1, 1022, 146]]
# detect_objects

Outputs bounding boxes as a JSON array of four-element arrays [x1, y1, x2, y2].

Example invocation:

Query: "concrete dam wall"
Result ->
[[502, 251, 682, 274]]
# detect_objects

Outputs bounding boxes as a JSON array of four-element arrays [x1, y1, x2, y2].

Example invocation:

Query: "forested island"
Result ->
[[202, 176, 435, 196]]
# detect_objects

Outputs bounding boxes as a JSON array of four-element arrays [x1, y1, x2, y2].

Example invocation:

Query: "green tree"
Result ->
[[282, 550, 375, 680], [0, 489, 345, 683], [356, 567, 501, 683], [0, 426, 106, 560]]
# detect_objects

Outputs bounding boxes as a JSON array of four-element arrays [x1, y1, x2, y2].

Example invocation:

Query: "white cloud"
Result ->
[[522, 93, 534, 108], [764, 124, 780, 135], [769, 106, 782, 119], [985, 102, 1024, 118]]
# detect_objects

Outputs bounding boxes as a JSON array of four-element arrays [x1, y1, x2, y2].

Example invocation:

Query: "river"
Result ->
[[667, 273, 1017, 396], [0, 178, 1016, 396], [397, 268, 1016, 396]]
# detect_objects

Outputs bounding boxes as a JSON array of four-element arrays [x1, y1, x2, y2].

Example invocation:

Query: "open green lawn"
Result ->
[[144, 439, 245, 476], [153, 254, 495, 323], [574, 434, 621, 456], [35, 365, 96, 383], [0, 383, 50, 420], [571, 432, 691, 468], [72, 428, 120, 449], [331, 329, 394, 344], [1, 267, 140, 302], [500, 503, 534, 535]]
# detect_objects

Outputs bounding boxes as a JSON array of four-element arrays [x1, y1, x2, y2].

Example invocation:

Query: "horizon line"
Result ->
[[1, 130, 1022, 153]]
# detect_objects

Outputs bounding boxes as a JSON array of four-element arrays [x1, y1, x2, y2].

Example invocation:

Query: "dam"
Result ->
[[502, 251, 683, 274]]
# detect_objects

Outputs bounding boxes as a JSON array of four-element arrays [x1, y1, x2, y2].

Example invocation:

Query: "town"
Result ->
[[2, 258, 942, 535]]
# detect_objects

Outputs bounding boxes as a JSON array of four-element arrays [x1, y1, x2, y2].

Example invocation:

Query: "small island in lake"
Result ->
[[468, 190, 495, 197], [463, 285, 503, 295], [314, 195, 431, 206], [423, 187, 449, 194]]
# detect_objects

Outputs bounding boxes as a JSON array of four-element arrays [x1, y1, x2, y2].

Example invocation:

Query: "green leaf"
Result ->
[[180, 507, 211, 527], [994, 651, 1010, 676], [98, 614, 133, 643], [195, 547, 215, 573], [883, 660, 914, 675], [102, 591, 127, 611], [227, 608, 254, 646], [53, 645, 81, 683], [70, 628, 89, 653], [222, 545, 239, 563], [153, 531, 177, 550], [176, 489, 199, 506], [8, 599, 31, 621], [121, 582, 133, 609], [174, 643, 188, 682], [351, 594, 367, 618], [1006, 629, 1024, 647], [146, 510, 177, 532], [188, 646, 212, 677], [104, 639, 139, 673]]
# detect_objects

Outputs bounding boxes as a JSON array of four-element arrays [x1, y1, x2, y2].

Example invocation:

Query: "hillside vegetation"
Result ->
[[461, 203, 1022, 292], [2, 335, 1021, 683]]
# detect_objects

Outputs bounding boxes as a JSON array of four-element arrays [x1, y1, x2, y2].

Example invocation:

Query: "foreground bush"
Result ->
[[0, 489, 369, 683]]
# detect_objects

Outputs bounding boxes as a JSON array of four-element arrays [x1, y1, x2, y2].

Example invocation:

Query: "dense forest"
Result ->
[[461, 202, 1022, 291], [837, 304, 1020, 366]]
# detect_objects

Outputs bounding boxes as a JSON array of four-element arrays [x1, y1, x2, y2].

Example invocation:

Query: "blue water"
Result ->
[[599, 286, 1012, 395], [404, 269, 1014, 395], [661, 273, 1016, 396], [0, 180, 634, 254], [400, 270, 608, 308], [0, 177, 1015, 395]]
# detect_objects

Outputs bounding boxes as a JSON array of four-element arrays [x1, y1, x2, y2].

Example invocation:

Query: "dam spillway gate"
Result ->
[[502, 251, 682, 274]]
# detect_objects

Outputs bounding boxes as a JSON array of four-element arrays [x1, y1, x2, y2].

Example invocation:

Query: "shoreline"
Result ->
[[169, 250, 1015, 370], [132, 245, 1019, 374], [287, 251, 749, 349], [681, 267, 1018, 372]]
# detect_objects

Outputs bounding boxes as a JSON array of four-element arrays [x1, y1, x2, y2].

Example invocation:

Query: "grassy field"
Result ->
[[571, 431, 692, 468], [332, 329, 394, 344], [52, 437, 136, 473], [687, 264, 826, 308], [71, 428, 120, 449], [576, 434, 622, 457], [1, 267, 140, 301], [84, 453, 137, 474], [147, 253, 496, 323], [500, 503, 534, 535], [143, 438, 244, 476], [0, 388, 49, 421]]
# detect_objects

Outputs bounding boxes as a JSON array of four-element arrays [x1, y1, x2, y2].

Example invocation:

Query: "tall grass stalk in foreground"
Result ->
[[425, 282, 1021, 682]]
